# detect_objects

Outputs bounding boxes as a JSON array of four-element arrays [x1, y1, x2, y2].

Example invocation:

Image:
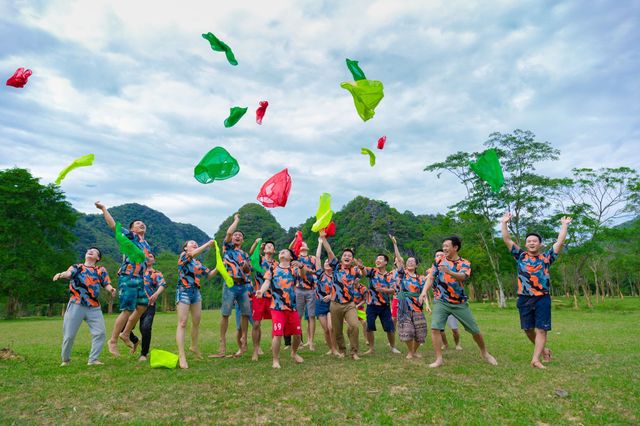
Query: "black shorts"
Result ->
[[517, 294, 551, 331], [365, 304, 395, 332]]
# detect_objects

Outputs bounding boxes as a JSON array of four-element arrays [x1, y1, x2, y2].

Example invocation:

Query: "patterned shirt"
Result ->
[[329, 258, 362, 304], [431, 257, 471, 304], [315, 270, 333, 300], [254, 256, 277, 297], [396, 268, 425, 312], [117, 228, 152, 278], [223, 241, 251, 286], [353, 282, 367, 306], [297, 254, 318, 290], [363, 267, 394, 306], [511, 245, 558, 296], [178, 251, 211, 289], [264, 264, 301, 311], [68, 264, 111, 308], [143, 269, 166, 297]]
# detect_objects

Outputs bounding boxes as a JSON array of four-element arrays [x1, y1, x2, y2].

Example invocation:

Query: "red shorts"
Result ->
[[252, 296, 272, 321], [270, 309, 301, 337], [391, 298, 399, 319]]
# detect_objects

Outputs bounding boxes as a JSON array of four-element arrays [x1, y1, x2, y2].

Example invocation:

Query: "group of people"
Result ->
[[53, 201, 572, 370]]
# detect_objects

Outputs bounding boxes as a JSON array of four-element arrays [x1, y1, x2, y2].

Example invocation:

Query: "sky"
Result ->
[[1, 0, 639, 235]]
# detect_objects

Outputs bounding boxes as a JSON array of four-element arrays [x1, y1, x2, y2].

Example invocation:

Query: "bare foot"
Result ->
[[272, 361, 281, 369], [531, 360, 546, 369], [542, 348, 552, 363], [292, 353, 304, 364], [258, 348, 264, 355], [352, 354, 360, 361], [189, 347, 203, 360], [179, 358, 189, 369], [414, 352, 423, 358], [232, 349, 244, 358], [482, 352, 498, 366], [118, 333, 134, 350], [130, 340, 139, 355], [251, 351, 259, 362], [362, 349, 374, 355], [325, 350, 333, 355], [406, 353, 414, 360], [441, 344, 449, 350], [429, 358, 444, 368], [308, 344, 315, 352], [87, 360, 104, 366], [335, 352, 345, 359], [455, 345, 463, 351], [108, 340, 120, 357], [208, 351, 226, 359], [301, 341, 309, 348]]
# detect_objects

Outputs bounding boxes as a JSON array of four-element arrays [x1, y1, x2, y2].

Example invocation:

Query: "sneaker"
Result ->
[[87, 360, 104, 366], [60, 361, 70, 367], [390, 347, 401, 354]]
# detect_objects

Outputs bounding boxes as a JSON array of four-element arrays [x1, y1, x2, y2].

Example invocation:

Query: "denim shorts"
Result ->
[[221, 284, 251, 317], [176, 286, 202, 305]]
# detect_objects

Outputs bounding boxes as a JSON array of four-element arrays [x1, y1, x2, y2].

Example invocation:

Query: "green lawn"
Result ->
[[1, 298, 639, 425]]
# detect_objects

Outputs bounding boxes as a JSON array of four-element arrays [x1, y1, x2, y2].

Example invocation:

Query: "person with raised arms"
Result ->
[[255, 248, 306, 369], [318, 231, 362, 360], [176, 239, 217, 369], [249, 239, 277, 361], [95, 201, 152, 357], [501, 213, 572, 369], [127, 253, 167, 361], [291, 239, 319, 351], [210, 213, 252, 359], [53, 247, 116, 366], [355, 252, 401, 356], [390, 235, 430, 359], [314, 238, 339, 355], [421, 236, 497, 368]]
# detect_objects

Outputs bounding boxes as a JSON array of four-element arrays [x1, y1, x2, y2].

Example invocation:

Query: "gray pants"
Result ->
[[62, 302, 106, 363], [295, 288, 316, 318]]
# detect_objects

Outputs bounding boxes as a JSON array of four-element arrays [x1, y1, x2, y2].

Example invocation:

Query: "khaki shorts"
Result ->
[[431, 300, 480, 335]]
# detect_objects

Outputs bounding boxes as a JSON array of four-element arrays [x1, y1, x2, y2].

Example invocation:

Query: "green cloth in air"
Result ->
[[340, 79, 384, 122], [250, 238, 264, 274], [115, 222, 146, 264], [346, 58, 366, 81], [361, 148, 376, 166], [311, 193, 333, 232], [55, 153, 95, 185], [224, 106, 248, 128], [194, 147, 240, 184], [469, 148, 505, 193], [201, 32, 238, 66], [213, 240, 234, 288]]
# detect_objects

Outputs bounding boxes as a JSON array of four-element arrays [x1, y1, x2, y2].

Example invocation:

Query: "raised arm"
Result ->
[[187, 240, 214, 259], [225, 213, 240, 243], [52, 266, 74, 281], [249, 238, 262, 256], [315, 237, 323, 261], [553, 216, 572, 254], [389, 234, 404, 268], [319, 231, 335, 261], [207, 268, 219, 279], [95, 201, 116, 231], [500, 212, 515, 250]]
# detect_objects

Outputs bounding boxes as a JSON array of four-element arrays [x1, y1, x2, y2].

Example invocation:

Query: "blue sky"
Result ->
[[1, 0, 639, 234]]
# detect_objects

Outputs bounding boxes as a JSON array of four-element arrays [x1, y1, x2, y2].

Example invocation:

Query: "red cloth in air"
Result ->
[[256, 101, 269, 125], [291, 231, 303, 257], [257, 168, 291, 208], [324, 221, 336, 237], [6, 68, 32, 88], [377, 136, 386, 150]]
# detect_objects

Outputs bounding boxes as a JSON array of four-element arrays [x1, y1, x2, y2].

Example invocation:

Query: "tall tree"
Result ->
[[0, 168, 78, 318]]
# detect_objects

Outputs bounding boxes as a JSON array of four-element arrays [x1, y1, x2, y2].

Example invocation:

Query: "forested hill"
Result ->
[[213, 196, 444, 263], [73, 203, 210, 259]]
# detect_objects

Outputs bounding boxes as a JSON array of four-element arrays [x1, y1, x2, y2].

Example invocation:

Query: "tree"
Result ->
[[0, 168, 78, 318]]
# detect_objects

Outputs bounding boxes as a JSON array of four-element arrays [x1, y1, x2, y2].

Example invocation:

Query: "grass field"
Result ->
[[1, 297, 639, 425]]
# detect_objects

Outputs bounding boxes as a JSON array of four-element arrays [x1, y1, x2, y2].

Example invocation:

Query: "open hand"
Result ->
[[560, 216, 573, 225], [501, 212, 512, 224]]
